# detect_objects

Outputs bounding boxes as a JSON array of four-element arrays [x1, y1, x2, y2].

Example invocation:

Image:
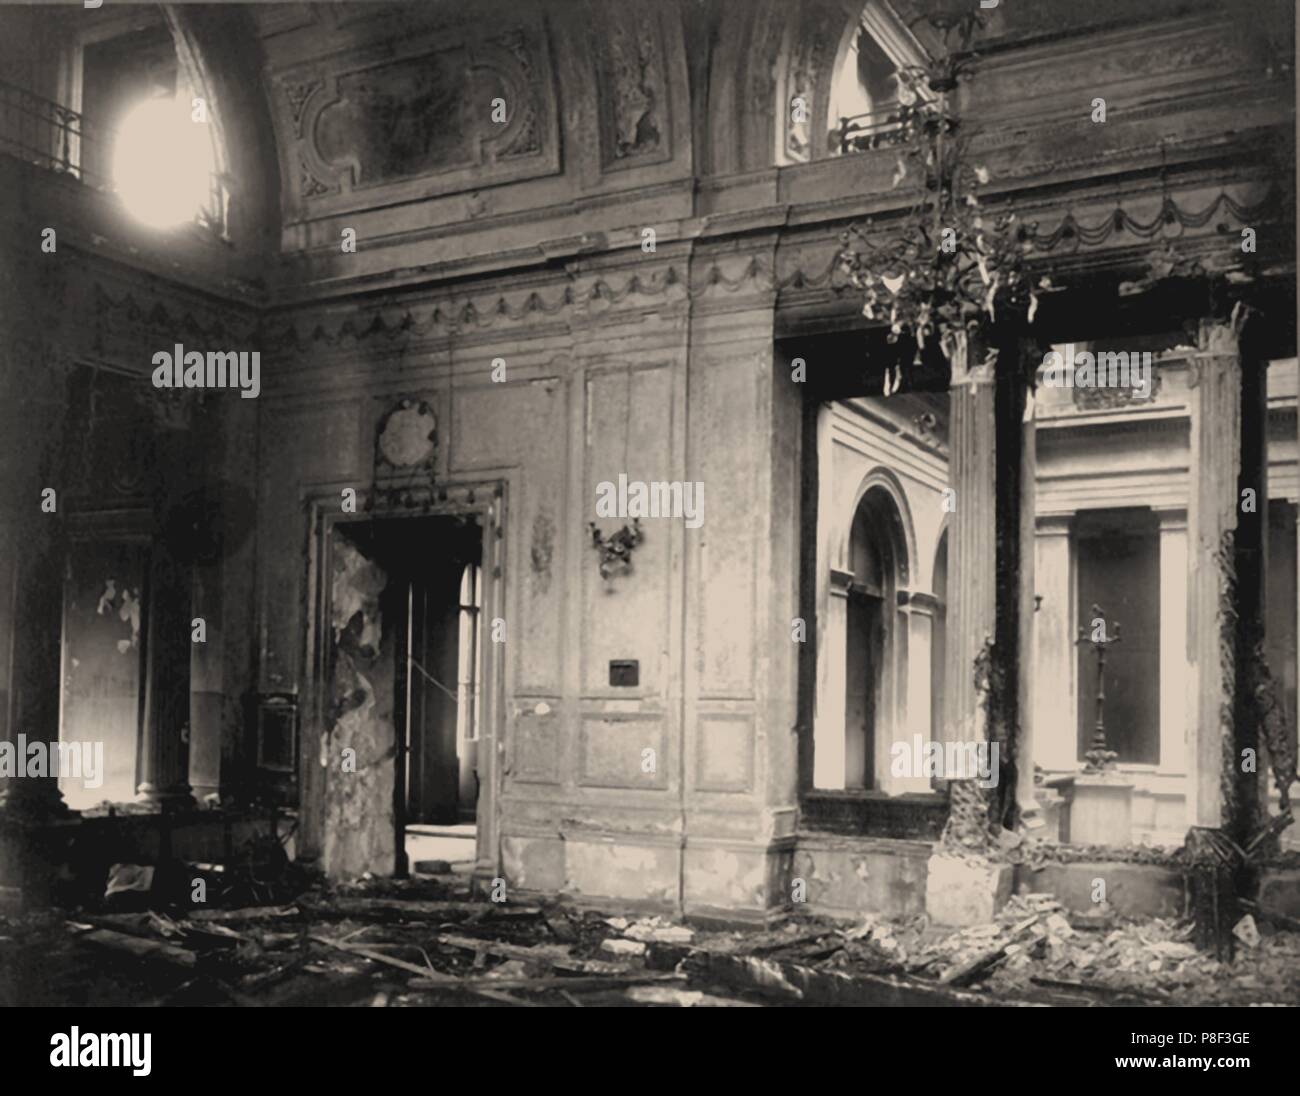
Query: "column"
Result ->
[[925, 328, 1031, 923], [0, 520, 72, 819], [0, 345, 71, 821], [943, 335, 997, 750], [1017, 390, 1038, 813], [1187, 304, 1265, 839], [813, 568, 852, 789], [1155, 507, 1189, 778], [1033, 515, 1076, 770], [941, 332, 999, 844], [136, 428, 195, 808]]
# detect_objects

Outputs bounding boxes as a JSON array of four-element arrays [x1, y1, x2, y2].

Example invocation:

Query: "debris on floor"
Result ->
[[4, 871, 1299, 1006]]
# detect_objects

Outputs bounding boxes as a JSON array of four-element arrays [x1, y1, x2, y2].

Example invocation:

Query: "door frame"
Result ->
[[302, 478, 506, 884]]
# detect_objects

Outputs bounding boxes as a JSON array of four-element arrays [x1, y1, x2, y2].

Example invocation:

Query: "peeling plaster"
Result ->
[[530, 509, 555, 590], [95, 578, 141, 653], [324, 536, 397, 880]]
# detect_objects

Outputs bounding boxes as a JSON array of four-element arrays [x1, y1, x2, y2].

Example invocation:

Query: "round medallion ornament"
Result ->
[[377, 400, 436, 468]]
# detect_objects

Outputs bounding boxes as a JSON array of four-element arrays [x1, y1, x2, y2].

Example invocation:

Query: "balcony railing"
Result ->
[[835, 104, 911, 155], [0, 76, 226, 234], [0, 75, 104, 184]]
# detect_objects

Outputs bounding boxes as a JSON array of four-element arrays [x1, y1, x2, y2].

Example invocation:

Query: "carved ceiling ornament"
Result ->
[[284, 78, 323, 135], [278, 15, 559, 219], [591, 3, 671, 169]]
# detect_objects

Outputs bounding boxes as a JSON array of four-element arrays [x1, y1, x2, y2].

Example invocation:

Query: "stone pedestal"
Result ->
[[1069, 773, 1134, 845]]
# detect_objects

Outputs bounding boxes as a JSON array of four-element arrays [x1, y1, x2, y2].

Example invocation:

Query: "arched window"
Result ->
[[844, 486, 905, 789], [826, 22, 904, 156], [14, 4, 232, 232], [776, 2, 924, 165]]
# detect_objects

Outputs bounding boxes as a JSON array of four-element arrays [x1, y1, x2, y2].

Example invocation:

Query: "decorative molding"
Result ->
[[275, 15, 560, 221], [1071, 364, 1163, 411], [262, 261, 712, 353]]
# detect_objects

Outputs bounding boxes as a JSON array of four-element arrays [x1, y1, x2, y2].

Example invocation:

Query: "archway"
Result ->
[[844, 484, 907, 789]]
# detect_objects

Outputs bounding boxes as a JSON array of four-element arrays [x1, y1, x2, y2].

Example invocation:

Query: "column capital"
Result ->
[[899, 590, 940, 615], [1188, 302, 1260, 387]]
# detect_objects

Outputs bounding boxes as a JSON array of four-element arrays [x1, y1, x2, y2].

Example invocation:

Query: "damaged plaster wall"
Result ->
[[323, 535, 397, 879]]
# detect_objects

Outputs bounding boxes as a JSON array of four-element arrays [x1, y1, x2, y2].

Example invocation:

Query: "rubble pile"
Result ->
[[4, 871, 1298, 1006]]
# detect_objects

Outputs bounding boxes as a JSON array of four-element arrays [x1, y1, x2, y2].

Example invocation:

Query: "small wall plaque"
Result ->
[[609, 660, 639, 687]]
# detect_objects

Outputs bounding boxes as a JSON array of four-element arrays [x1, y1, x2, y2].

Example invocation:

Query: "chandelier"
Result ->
[[836, 9, 1047, 375]]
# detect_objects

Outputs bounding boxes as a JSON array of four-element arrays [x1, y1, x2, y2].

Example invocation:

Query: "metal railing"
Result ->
[[835, 104, 912, 155], [0, 75, 226, 234], [0, 75, 106, 185]]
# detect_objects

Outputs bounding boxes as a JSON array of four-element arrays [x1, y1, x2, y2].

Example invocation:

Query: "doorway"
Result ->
[[315, 491, 500, 883], [395, 524, 483, 875]]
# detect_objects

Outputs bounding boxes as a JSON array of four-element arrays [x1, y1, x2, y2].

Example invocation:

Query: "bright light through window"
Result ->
[[112, 93, 214, 229]]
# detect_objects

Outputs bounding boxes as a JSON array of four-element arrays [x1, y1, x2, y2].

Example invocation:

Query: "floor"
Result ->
[[405, 824, 476, 875]]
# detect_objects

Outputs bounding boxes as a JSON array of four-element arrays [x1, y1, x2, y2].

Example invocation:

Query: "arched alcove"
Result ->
[[772, 0, 928, 166], [843, 483, 910, 789]]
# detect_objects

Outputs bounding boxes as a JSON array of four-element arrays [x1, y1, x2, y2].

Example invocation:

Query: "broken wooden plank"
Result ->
[[434, 933, 628, 974], [937, 945, 1011, 987], [667, 947, 1044, 1007], [938, 914, 1040, 987], [310, 934, 457, 982], [407, 971, 686, 993], [69, 923, 198, 970], [746, 930, 836, 956], [1028, 976, 1170, 1002], [298, 897, 539, 922], [312, 933, 570, 1007], [186, 905, 301, 924]]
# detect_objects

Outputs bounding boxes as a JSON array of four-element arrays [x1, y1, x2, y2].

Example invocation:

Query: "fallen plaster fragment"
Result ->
[[622, 916, 694, 944], [1233, 914, 1260, 948], [601, 938, 647, 957]]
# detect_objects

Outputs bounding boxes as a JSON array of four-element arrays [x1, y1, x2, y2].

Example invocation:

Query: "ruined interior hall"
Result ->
[[1, 0, 1298, 1011]]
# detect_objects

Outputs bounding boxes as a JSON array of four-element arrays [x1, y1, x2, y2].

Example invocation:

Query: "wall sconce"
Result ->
[[1034, 594, 1043, 612], [588, 519, 643, 580]]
